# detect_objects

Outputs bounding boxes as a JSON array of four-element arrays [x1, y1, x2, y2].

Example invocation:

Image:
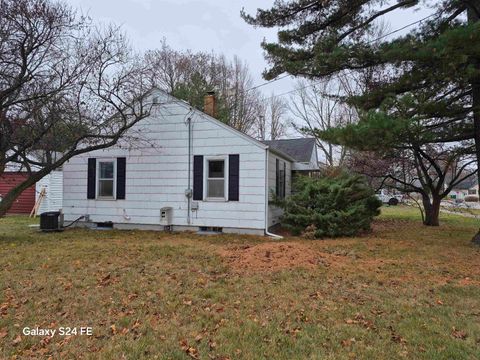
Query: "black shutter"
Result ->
[[87, 158, 96, 199], [283, 161, 286, 198], [275, 158, 279, 197], [228, 154, 239, 201], [116, 157, 126, 199], [193, 155, 203, 200]]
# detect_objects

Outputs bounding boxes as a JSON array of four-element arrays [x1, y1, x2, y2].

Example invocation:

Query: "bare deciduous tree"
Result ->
[[348, 145, 477, 226], [145, 44, 264, 135], [226, 56, 264, 134], [255, 113, 267, 141], [0, 0, 155, 216], [255, 95, 288, 140], [290, 79, 356, 166], [269, 95, 288, 140]]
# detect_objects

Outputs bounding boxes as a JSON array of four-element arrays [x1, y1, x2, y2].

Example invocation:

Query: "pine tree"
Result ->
[[280, 173, 381, 238]]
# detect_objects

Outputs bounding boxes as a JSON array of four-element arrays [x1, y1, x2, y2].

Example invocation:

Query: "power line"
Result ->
[[246, 74, 291, 92], [244, 12, 437, 97], [251, 12, 438, 102], [365, 13, 437, 44]]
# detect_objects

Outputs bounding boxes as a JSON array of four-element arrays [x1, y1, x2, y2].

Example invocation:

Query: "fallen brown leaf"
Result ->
[[180, 340, 199, 359], [131, 320, 140, 330], [341, 338, 356, 347], [452, 327, 467, 340], [12, 335, 21, 345]]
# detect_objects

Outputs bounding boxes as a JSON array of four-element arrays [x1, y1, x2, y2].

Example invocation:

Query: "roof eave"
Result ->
[[267, 146, 296, 162]]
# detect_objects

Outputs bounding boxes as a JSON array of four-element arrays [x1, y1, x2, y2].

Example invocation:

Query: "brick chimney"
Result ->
[[203, 91, 216, 118]]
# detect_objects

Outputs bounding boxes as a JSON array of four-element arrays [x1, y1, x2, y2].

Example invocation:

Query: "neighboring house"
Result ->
[[0, 172, 36, 214], [62, 89, 318, 235], [262, 138, 319, 174], [446, 176, 478, 201]]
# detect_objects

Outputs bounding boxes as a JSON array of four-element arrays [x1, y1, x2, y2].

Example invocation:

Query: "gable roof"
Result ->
[[149, 88, 265, 147], [261, 138, 316, 163]]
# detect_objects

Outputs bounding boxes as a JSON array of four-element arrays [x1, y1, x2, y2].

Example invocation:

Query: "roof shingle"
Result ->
[[262, 138, 316, 163]]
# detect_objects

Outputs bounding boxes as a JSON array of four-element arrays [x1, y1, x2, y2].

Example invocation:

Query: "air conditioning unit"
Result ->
[[160, 207, 173, 226], [40, 211, 64, 232]]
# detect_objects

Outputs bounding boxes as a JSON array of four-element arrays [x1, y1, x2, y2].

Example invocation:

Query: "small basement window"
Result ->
[[199, 226, 223, 233], [207, 159, 225, 199], [96, 221, 113, 229], [98, 161, 115, 198]]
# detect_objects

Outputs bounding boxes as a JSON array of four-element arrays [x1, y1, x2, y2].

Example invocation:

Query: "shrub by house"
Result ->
[[280, 173, 382, 238]]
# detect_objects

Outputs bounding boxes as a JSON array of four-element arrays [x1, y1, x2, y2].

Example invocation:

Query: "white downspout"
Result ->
[[186, 116, 193, 225], [264, 147, 283, 239]]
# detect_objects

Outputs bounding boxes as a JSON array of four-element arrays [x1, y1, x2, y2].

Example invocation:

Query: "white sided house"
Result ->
[[446, 176, 478, 201], [62, 89, 318, 235]]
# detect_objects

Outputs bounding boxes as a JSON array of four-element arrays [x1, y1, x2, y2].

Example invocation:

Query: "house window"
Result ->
[[469, 189, 477, 195], [279, 167, 285, 199], [276, 159, 286, 199], [207, 159, 225, 198], [98, 161, 115, 198]]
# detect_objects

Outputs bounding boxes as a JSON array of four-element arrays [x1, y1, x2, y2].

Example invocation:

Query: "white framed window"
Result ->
[[468, 189, 477, 195], [97, 160, 116, 199], [205, 157, 228, 200], [276, 158, 286, 199], [278, 166, 285, 199]]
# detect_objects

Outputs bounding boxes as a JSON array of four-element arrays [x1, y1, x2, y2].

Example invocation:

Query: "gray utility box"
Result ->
[[160, 207, 173, 226]]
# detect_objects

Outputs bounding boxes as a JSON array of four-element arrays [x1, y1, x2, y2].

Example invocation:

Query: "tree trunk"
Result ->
[[422, 195, 440, 226], [468, 2, 480, 244], [473, 230, 480, 245]]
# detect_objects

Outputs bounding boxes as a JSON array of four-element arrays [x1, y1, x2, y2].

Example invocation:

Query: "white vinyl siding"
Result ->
[[35, 171, 63, 213]]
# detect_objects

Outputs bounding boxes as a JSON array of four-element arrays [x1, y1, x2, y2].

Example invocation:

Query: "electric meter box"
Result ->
[[160, 207, 173, 226]]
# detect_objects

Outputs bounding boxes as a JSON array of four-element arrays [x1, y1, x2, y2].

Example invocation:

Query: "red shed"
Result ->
[[0, 172, 35, 214]]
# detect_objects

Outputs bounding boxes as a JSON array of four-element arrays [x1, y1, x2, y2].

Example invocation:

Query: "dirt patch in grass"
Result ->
[[218, 241, 349, 272], [458, 277, 480, 287]]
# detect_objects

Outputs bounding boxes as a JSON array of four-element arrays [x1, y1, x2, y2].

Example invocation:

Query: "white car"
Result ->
[[376, 190, 403, 205]]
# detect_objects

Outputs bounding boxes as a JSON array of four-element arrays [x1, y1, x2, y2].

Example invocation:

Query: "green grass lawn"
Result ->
[[1, 206, 479, 359], [440, 205, 480, 216]]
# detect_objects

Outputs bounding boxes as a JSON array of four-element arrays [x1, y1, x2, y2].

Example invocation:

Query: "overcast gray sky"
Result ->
[[65, 0, 431, 97]]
